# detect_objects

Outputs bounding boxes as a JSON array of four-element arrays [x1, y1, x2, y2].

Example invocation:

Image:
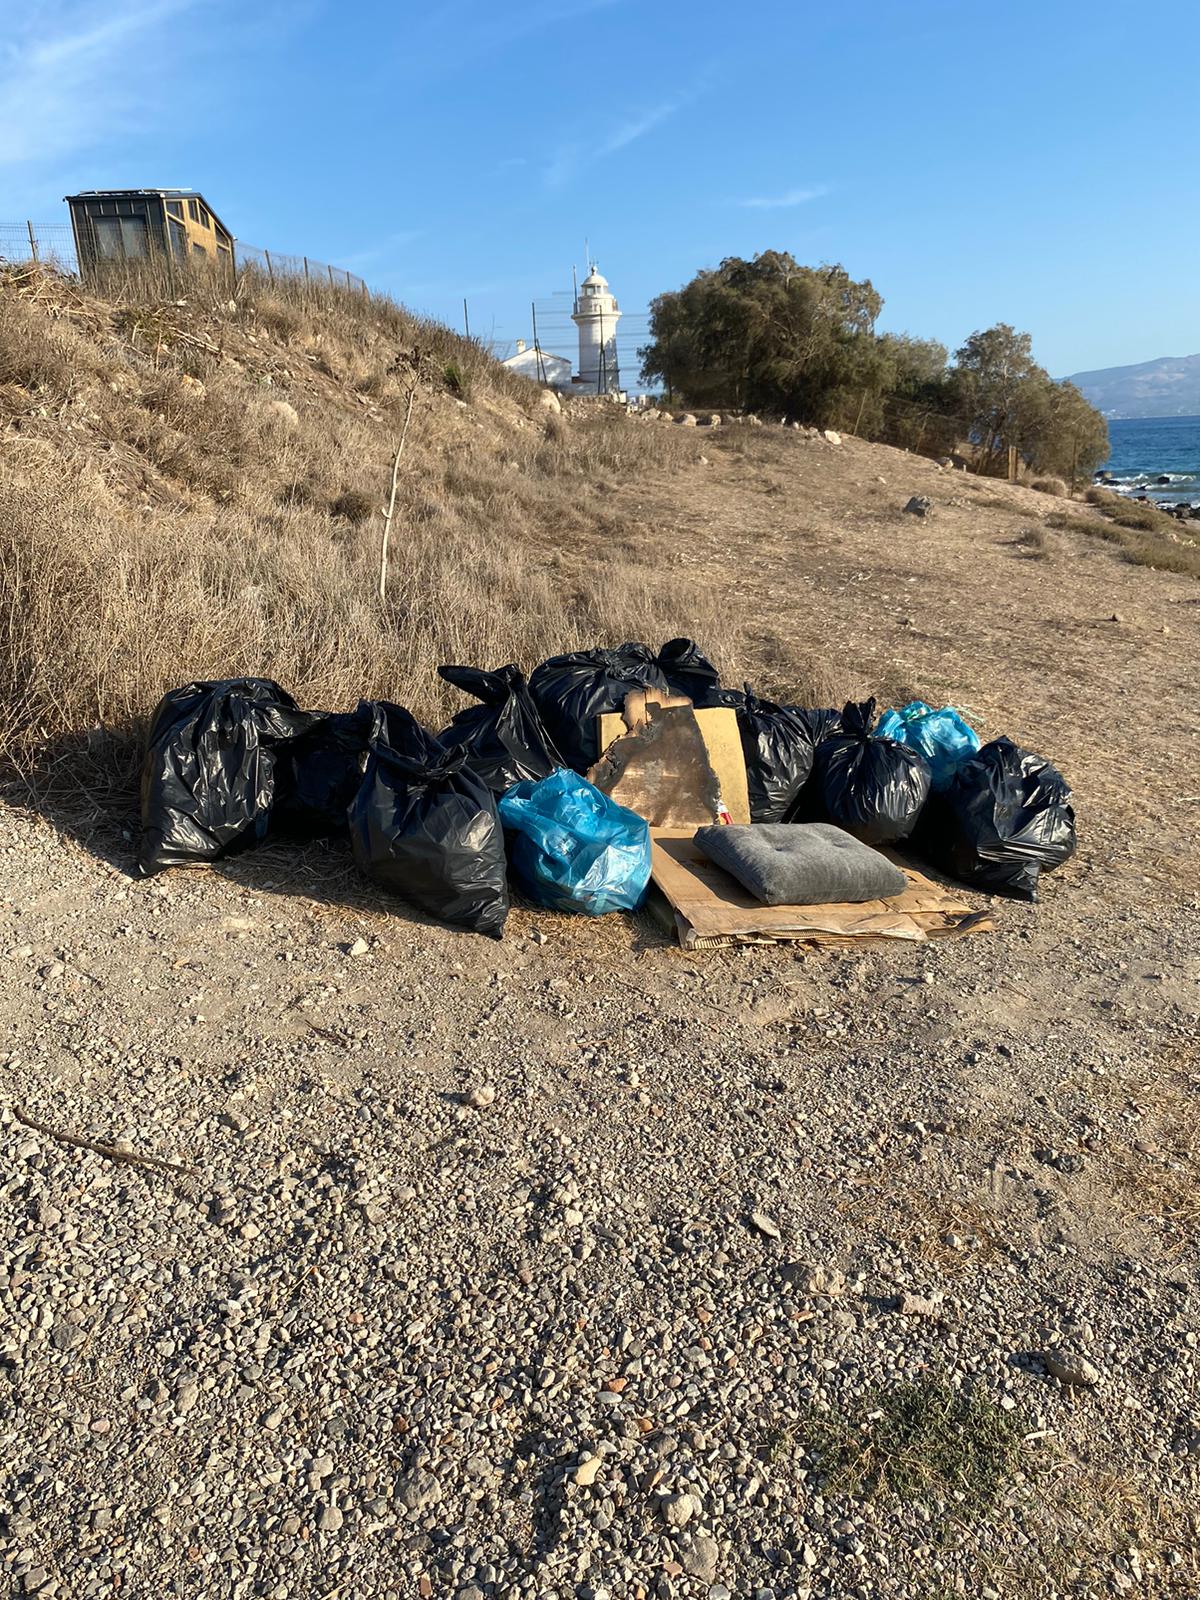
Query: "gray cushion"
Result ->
[[694, 822, 908, 906]]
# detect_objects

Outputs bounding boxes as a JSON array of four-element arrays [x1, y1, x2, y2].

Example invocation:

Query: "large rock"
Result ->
[[822, 429, 842, 444], [904, 495, 933, 517], [705, 413, 722, 427], [677, 413, 698, 427], [538, 388, 561, 414]]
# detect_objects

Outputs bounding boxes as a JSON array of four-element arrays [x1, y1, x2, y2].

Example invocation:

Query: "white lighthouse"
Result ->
[[571, 265, 622, 395]]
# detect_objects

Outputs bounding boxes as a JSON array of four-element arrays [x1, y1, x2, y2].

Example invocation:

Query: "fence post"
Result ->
[[26, 221, 38, 263], [1007, 444, 1019, 483], [361, 279, 369, 301], [327, 263, 335, 288], [264, 249, 274, 282], [303, 257, 311, 291]]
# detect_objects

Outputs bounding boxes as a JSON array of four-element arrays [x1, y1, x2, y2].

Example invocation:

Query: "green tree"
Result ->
[[950, 324, 1108, 480], [640, 261, 1107, 477], [1013, 375, 1110, 483], [639, 253, 883, 424], [950, 324, 1038, 475]]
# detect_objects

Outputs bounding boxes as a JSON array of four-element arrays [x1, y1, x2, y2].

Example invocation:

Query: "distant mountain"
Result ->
[[1065, 353, 1200, 419]]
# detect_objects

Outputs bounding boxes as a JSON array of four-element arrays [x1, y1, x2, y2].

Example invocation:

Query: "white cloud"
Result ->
[[600, 99, 682, 154], [546, 94, 690, 188], [0, 0, 205, 168], [738, 185, 830, 209]]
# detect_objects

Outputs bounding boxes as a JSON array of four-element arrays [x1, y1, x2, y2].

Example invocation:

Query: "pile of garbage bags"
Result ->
[[138, 640, 1075, 936]]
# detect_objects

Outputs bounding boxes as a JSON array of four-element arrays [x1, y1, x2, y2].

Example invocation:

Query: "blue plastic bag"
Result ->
[[498, 769, 651, 916], [875, 700, 980, 793]]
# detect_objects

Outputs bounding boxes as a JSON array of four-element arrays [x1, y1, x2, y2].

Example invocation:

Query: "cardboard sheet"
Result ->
[[648, 829, 992, 949], [589, 706, 723, 828], [598, 705, 750, 824]]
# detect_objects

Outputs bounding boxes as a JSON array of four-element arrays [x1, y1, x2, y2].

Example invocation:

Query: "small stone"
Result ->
[[1041, 1349, 1100, 1388], [822, 429, 842, 445], [573, 1454, 604, 1487], [396, 1467, 441, 1511], [896, 1292, 943, 1318], [563, 1207, 585, 1227], [904, 495, 932, 517], [659, 1491, 700, 1529], [465, 1084, 496, 1110], [315, 1500, 343, 1532], [345, 938, 370, 957], [530, 929, 547, 945], [749, 1210, 781, 1240], [680, 1533, 720, 1582], [174, 1376, 200, 1414], [782, 1263, 846, 1296]]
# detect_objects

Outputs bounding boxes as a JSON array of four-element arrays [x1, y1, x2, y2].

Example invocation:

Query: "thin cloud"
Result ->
[[738, 185, 830, 209], [600, 98, 682, 154], [338, 229, 425, 271], [546, 93, 691, 188], [0, 0, 204, 167]]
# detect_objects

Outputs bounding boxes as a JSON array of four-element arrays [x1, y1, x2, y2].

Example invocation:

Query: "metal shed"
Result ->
[[65, 189, 235, 281]]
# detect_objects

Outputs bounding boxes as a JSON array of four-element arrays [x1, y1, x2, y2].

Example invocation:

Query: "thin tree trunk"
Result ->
[[378, 388, 416, 604]]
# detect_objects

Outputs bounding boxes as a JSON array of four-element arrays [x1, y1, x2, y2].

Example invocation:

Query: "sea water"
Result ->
[[1099, 415, 1200, 504]]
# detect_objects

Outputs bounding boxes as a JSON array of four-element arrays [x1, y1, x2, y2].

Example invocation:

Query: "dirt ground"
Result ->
[[2, 429, 1197, 1599]]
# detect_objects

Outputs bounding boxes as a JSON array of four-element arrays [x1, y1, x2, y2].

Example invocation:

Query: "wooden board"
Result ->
[[648, 830, 993, 950], [598, 706, 749, 824]]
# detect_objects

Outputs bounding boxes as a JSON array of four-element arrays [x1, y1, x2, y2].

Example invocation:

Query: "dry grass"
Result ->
[[1029, 476, 1067, 496], [1045, 507, 1200, 579], [0, 264, 742, 782]]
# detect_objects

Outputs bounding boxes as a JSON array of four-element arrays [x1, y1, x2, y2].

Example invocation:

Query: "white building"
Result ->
[[571, 266, 622, 395], [500, 339, 572, 388]]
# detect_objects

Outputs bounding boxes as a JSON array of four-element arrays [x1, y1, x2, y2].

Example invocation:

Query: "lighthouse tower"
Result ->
[[571, 265, 621, 395]]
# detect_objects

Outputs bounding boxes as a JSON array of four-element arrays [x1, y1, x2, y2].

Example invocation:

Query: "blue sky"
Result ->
[[4, 0, 1197, 378]]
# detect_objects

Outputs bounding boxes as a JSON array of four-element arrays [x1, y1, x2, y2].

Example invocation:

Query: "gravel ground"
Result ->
[[2, 436, 1199, 1599]]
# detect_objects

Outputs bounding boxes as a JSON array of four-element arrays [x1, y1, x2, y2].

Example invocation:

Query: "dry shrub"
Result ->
[[1084, 485, 1120, 506], [1017, 525, 1053, 559], [1029, 476, 1067, 496], [330, 487, 376, 524], [0, 295, 84, 402], [1111, 500, 1177, 534]]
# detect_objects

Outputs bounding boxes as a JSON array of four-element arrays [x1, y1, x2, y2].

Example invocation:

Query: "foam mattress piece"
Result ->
[[694, 822, 908, 907]]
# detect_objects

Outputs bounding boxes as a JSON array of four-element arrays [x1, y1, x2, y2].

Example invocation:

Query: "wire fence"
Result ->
[[0, 220, 366, 297], [484, 289, 652, 396]]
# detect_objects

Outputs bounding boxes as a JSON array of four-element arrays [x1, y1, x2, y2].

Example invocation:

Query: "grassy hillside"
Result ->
[[0, 264, 738, 779]]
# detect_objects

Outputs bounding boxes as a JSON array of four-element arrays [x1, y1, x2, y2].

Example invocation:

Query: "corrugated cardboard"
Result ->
[[647, 829, 992, 949]]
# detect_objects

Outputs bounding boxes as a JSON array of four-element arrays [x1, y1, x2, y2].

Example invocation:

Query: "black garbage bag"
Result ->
[[528, 643, 673, 771], [271, 705, 372, 840], [436, 663, 564, 795], [707, 684, 815, 823], [348, 703, 509, 937], [655, 638, 724, 705], [139, 677, 312, 875], [917, 737, 1076, 901], [797, 706, 845, 746], [528, 640, 725, 770], [811, 698, 931, 844]]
